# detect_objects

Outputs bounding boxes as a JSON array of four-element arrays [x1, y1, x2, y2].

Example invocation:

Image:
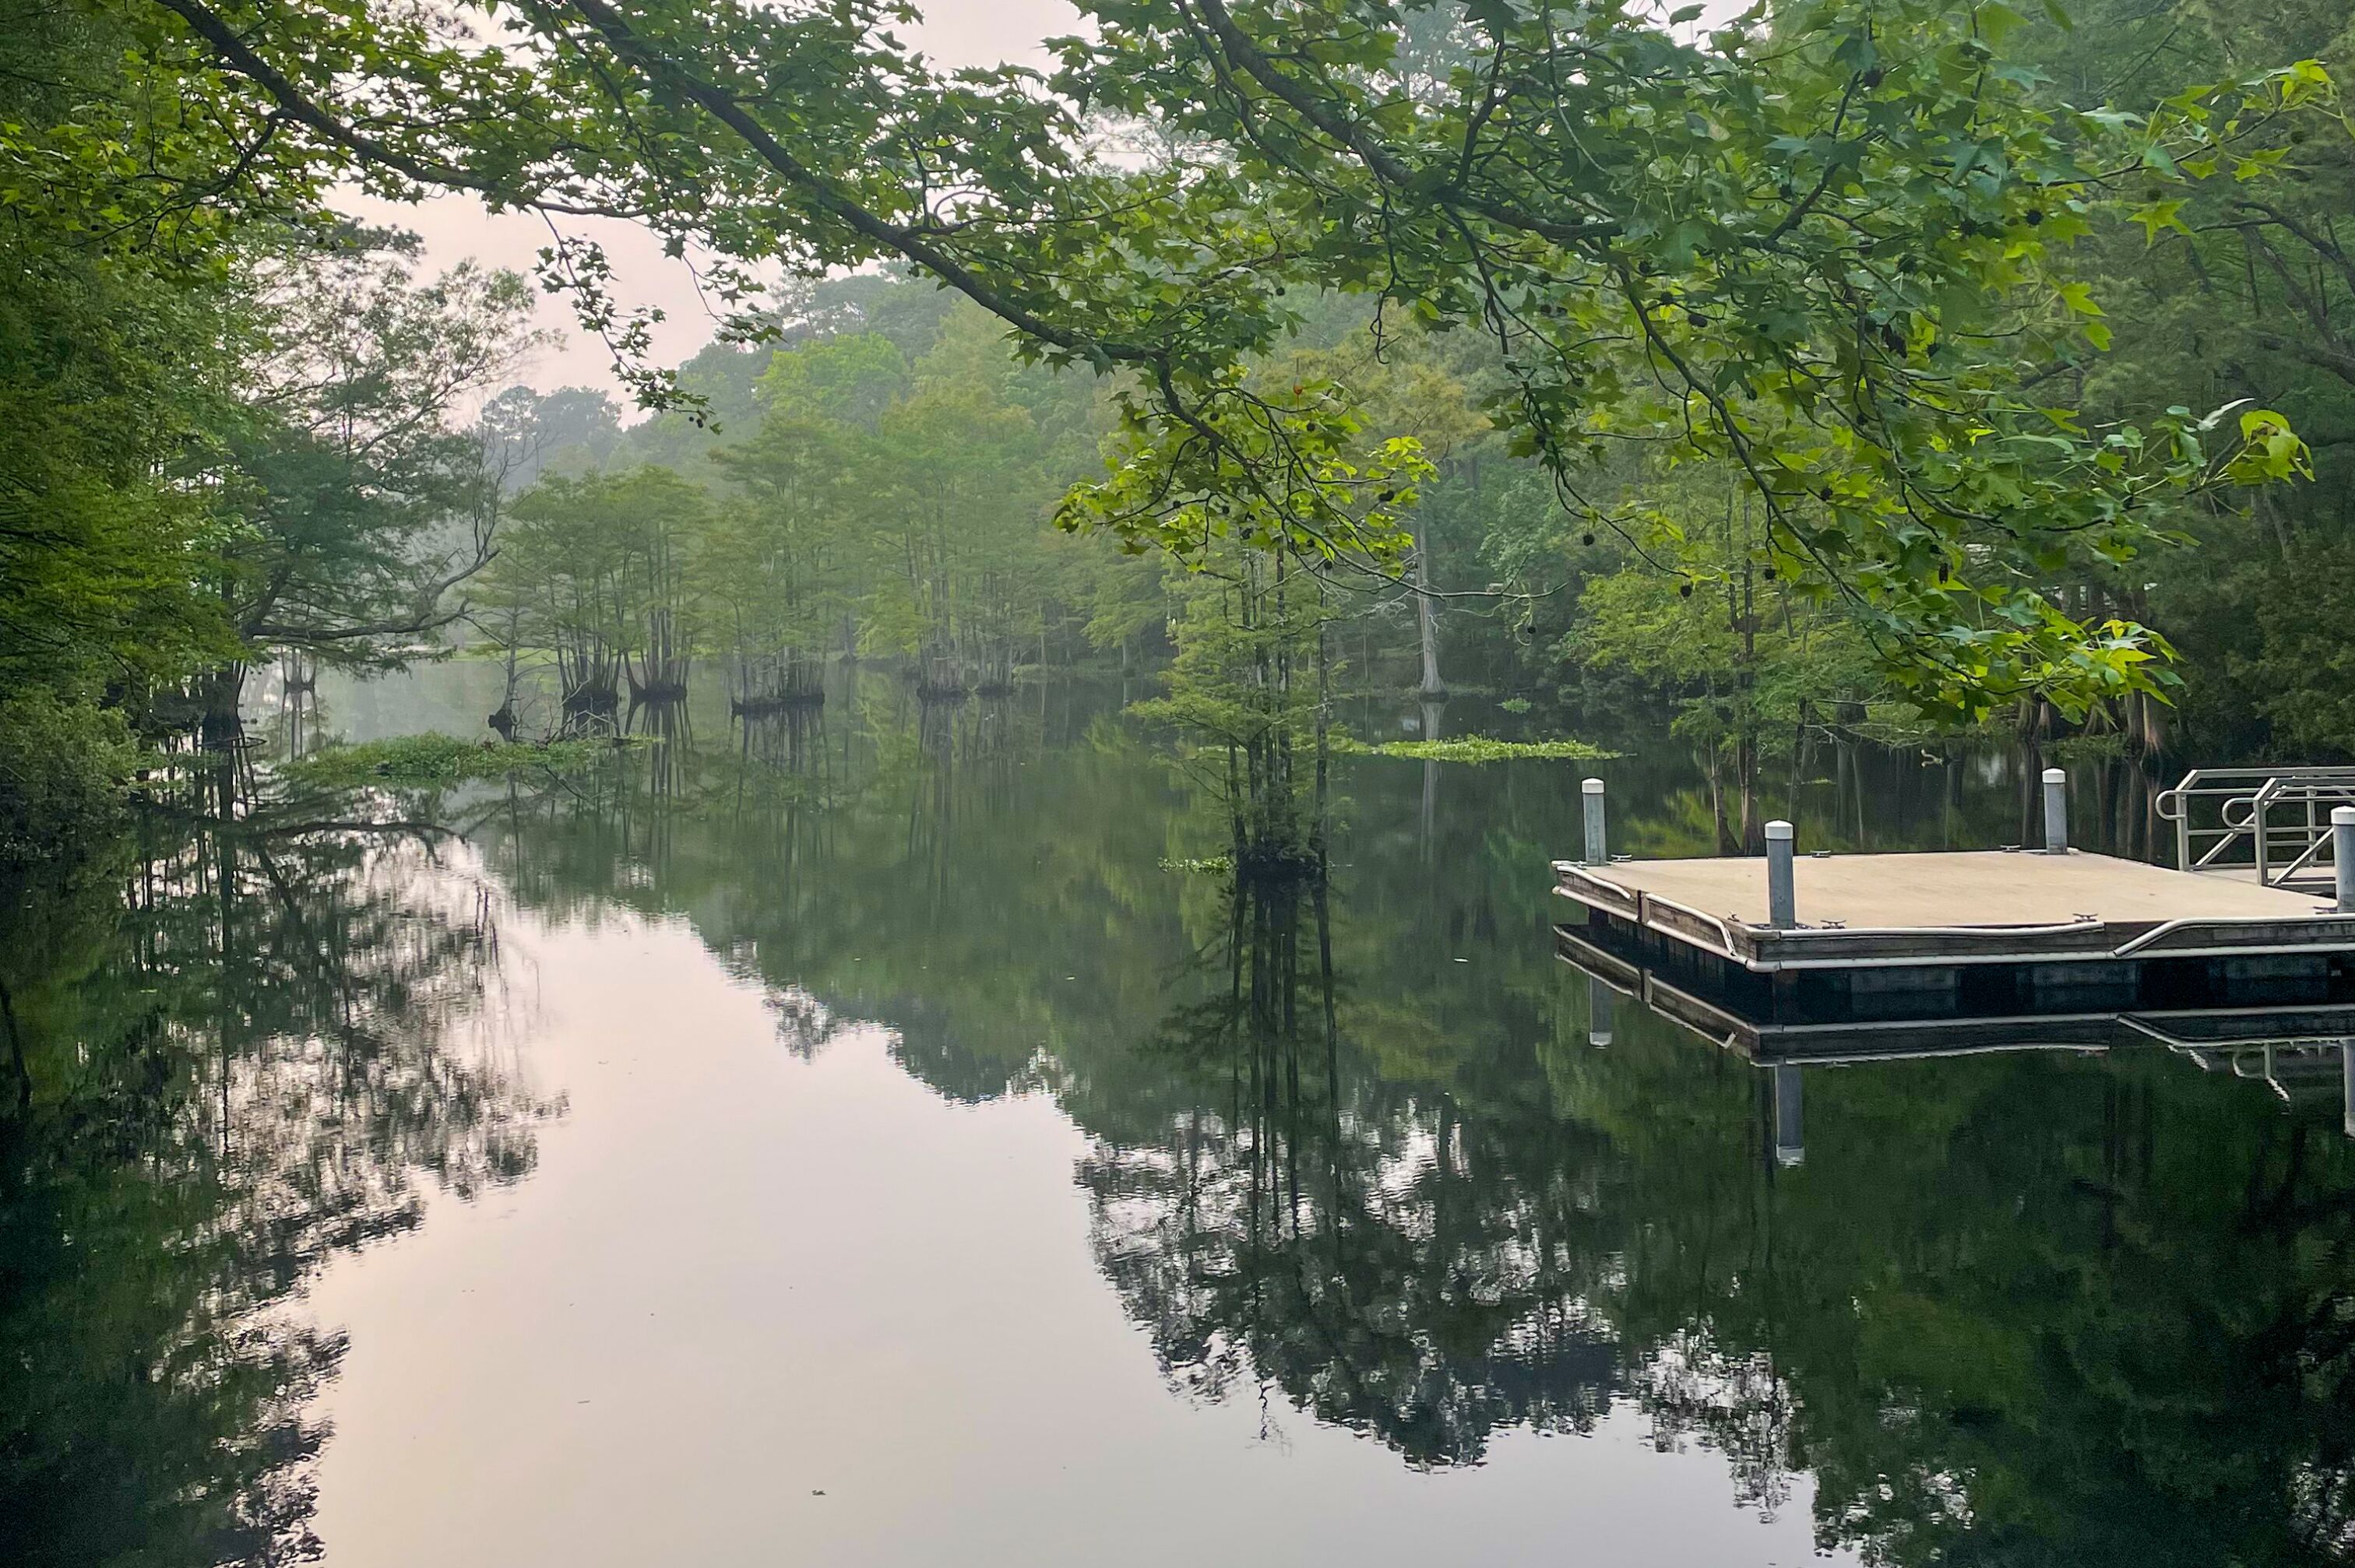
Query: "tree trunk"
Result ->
[[1418, 699, 1445, 861], [1413, 527, 1445, 700], [1737, 729, 1762, 853], [198, 665, 246, 751]]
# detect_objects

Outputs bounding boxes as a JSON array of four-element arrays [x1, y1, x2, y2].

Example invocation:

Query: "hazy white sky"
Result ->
[[348, 0, 1082, 403]]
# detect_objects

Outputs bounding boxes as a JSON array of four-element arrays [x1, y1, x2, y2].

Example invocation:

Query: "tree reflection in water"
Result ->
[[1082, 867, 1621, 1467], [153, 669, 2355, 1566], [1076, 852, 2355, 1562], [0, 769, 556, 1566]]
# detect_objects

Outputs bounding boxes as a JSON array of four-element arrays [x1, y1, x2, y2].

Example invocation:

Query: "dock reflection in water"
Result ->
[[1544, 919, 2355, 1563], [1561, 916, 2355, 1158]]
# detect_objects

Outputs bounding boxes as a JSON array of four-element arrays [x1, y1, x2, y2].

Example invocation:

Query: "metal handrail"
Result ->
[[2159, 765, 2355, 886], [2253, 773, 2355, 887]]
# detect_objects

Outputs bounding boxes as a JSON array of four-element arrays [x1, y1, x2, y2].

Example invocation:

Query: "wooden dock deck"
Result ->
[[1553, 849, 2355, 970]]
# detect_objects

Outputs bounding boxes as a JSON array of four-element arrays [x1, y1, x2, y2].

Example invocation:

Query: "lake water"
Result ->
[[9, 667, 2353, 1566]]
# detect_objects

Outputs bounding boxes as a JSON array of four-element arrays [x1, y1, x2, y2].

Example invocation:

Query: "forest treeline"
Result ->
[[4, 0, 2353, 862]]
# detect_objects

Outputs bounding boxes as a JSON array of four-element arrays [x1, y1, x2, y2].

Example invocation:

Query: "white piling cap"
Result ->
[[2043, 766, 2066, 784], [1765, 819, 1794, 840], [1582, 776, 1606, 794], [2334, 806, 2355, 827]]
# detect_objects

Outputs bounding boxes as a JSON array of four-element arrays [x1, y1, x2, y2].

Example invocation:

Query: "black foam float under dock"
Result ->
[[1556, 919, 2355, 1064]]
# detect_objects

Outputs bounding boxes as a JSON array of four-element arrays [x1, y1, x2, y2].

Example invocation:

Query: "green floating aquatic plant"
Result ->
[[280, 732, 642, 789], [1157, 855, 1235, 875], [1329, 737, 1618, 765]]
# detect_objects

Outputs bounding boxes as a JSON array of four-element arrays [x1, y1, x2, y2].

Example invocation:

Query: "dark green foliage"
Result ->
[[0, 0, 316, 705], [209, 242, 540, 669], [0, 694, 142, 867], [2015, 0, 2355, 755], [0, 0, 539, 844]]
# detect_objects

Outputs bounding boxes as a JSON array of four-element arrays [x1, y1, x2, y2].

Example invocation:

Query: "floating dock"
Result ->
[[1555, 847, 2355, 966], [1551, 767, 2355, 1028]]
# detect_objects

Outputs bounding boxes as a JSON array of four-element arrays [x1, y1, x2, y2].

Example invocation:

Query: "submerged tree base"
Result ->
[[731, 691, 826, 717], [1233, 840, 1325, 887], [562, 685, 620, 722]]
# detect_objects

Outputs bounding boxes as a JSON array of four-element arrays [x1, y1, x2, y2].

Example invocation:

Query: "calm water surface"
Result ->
[[9, 668, 2352, 1566]]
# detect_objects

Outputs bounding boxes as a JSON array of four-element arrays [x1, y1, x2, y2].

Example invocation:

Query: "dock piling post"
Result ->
[[1582, 777, 1607, 866], [1765, 820, 1796, 929], [2335, 807, 2355, 912], [1588, 980, 1614, 1047], [1772, 1064, 1804, 1168], [2343, 1042, 2354, 1140], [2043, 767, 2069, 854]]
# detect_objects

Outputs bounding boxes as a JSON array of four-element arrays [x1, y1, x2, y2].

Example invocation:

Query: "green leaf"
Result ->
[[2129, 199, 2190, 244], [2055, 282, 2105, 318]]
